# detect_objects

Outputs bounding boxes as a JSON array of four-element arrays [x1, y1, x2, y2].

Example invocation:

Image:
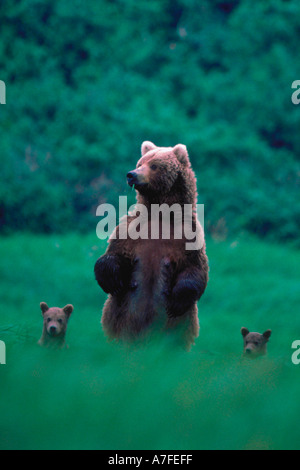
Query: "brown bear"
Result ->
[[94, 141, 209, 348], [38, 302, 73, 348], [241, 327, 271, 357]]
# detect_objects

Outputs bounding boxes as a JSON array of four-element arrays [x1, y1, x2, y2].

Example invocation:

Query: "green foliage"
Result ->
[[0, 233, 299, 450], [0, 0, 299, 242]]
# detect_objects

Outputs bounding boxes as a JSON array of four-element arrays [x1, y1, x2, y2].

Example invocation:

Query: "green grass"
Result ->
[[0, 232, 299, 450]]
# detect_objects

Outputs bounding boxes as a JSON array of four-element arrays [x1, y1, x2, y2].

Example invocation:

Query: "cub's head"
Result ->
[[127, 141, 191, 195], [241, 327, 271, 357], [40, 302, 73, 338]]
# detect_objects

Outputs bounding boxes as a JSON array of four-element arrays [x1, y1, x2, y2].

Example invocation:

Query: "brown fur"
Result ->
[[38, 302, 73, 348], [94, 142, 209, 348], [241, 327, 271, 358]]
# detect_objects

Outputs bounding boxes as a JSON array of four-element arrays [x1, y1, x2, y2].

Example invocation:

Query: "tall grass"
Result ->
[[0, 233, 299, 450]]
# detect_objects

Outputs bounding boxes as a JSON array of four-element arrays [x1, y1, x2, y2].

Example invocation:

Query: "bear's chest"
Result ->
[[130, 238, 185, 301]]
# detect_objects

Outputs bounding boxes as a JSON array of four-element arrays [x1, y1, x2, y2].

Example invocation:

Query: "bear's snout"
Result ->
[[127, 171, 138, 187], [49, 325, 57, 336], [127, 168, 148, 188], [47, 320, 64, 337]]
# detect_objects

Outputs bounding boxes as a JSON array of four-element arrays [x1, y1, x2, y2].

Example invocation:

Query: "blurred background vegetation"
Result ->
[[0, 0, 299, 241], [0, 0, 300, 451]]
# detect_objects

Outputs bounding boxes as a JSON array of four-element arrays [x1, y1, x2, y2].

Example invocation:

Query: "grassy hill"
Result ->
[[0, 232, 299, 450]]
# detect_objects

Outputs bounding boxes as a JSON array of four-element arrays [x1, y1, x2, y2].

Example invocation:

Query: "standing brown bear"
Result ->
[[94, 141, 209, 348]]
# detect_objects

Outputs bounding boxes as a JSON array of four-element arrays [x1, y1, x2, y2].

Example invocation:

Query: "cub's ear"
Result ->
[[263, 329, 272, 340], [173, 144, 190, 167], [40, 302, 49, 314], [63, 304, 74, 317], [241, 327, 249, 337], [141, 141, 157, 156]]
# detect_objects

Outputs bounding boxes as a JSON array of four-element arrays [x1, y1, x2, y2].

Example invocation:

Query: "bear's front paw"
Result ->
[[94, 255, 125, 296], [167, 279, 199, 318]]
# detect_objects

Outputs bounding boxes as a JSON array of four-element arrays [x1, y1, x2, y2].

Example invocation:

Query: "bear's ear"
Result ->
[[40, 302, 49, 314], [241, 327, 249, 337], [173, 144, 190, 167], [141, 141, 157, 156], [63, 304, 74, 317], [263, 329, 271, 340]]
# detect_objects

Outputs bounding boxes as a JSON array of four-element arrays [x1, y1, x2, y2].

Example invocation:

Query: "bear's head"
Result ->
[[241, 327, 271, 357], [127, 142, 195, 204], [40, 302, 73, 338]]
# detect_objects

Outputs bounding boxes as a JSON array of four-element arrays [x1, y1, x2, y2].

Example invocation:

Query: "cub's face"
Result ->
[[40, 303, 73, 337], [241, 328, 271, 357]]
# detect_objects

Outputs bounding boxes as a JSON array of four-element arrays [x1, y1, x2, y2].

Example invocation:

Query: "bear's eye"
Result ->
[[58, 319, 63, 324], [47, 318, 51, 323], [150, 164, 157, 171]]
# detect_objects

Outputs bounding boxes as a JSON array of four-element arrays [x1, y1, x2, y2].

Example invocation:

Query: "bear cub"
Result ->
[[241, 327, 271, 357], [38, 302, 73, 348]]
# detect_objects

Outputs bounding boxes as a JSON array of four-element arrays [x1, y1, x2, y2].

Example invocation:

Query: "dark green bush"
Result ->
[[0, 0, 299, 243]]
